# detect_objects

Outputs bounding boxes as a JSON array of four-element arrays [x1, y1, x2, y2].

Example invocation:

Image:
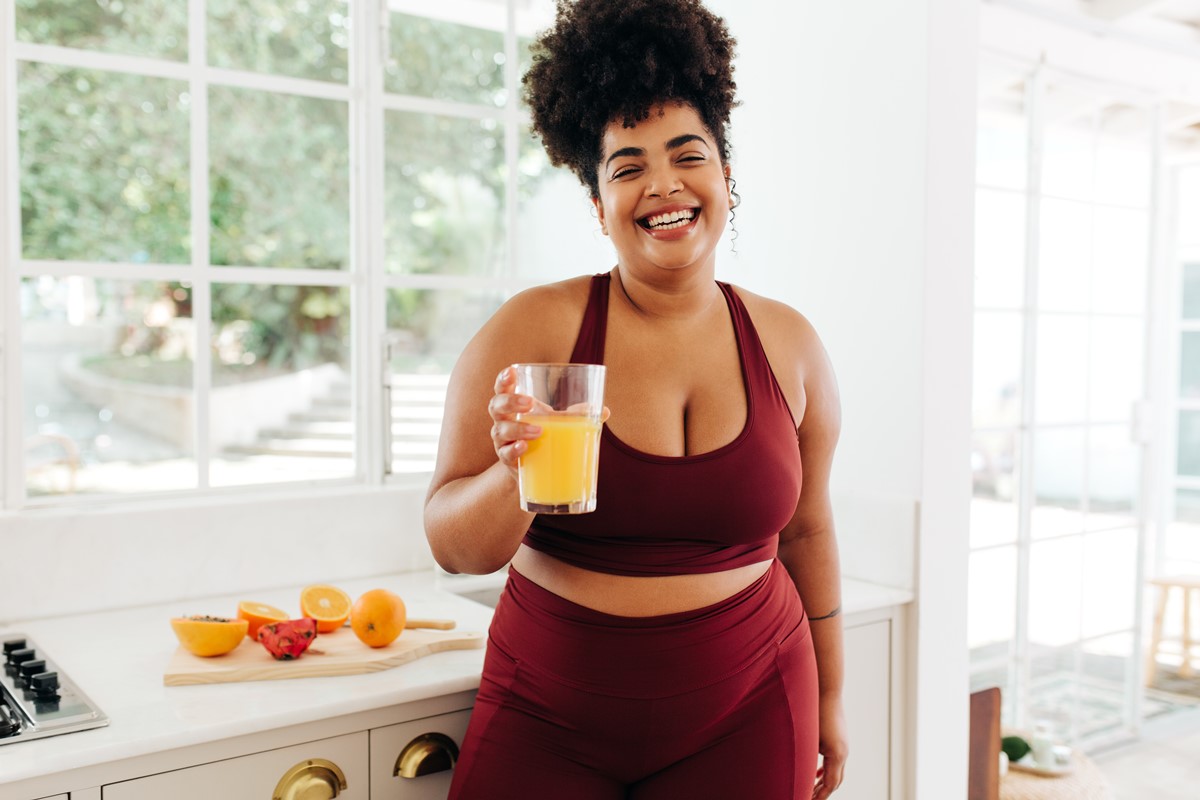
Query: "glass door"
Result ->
[[971, 62, 1158, 747]]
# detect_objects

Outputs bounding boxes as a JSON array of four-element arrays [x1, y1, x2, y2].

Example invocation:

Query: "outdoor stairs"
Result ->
[[223, 373, 448, 472]]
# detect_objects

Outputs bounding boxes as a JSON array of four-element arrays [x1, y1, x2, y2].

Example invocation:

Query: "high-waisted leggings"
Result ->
[[448, 559, 819, 799]]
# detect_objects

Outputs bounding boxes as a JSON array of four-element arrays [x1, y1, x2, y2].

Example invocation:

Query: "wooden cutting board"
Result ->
[[164, 627, 485, 686]]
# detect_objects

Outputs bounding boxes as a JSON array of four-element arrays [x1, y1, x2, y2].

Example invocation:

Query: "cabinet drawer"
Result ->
[[370, 709, 472, 799], [103, 731, 368, 800]]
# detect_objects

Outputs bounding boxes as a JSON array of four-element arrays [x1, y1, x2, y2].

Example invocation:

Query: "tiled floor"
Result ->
[[1092, 706, 1200, 799]]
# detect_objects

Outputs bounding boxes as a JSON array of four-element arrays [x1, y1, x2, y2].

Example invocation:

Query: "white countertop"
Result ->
[[0, 570, 495, 789], [0, 568, 911, 790]]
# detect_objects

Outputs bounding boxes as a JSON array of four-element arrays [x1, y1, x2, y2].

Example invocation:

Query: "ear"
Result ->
[[724, 164, 734, 209], [592, 196, 608, 235]]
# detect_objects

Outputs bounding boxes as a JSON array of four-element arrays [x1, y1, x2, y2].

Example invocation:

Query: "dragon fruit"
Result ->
[[256, 618, 319, 660]]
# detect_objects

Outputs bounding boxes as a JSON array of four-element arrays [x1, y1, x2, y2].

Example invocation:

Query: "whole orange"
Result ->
[[350, 589, 407, 648]]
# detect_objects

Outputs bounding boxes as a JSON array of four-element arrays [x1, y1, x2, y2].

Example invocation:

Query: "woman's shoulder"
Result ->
[[726, 282, 821, 346], [472, 273, 599, 360]]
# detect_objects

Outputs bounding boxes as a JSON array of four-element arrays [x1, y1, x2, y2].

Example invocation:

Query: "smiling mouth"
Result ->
[[638, 208, 699, 231]]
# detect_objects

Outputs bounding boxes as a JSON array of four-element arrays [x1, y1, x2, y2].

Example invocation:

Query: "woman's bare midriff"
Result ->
[[510, 544, 773, 617]]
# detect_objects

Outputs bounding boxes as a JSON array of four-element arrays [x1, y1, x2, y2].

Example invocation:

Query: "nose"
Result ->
[[645, 169, 683, 198]]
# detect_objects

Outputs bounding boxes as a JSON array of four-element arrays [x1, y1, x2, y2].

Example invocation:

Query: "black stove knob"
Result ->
[[2, 640, 27, 659], [31, 671, 59, 694], [18, 659, 47, 686], [8, 648, 35, 666], [5, 648, 35, 675]]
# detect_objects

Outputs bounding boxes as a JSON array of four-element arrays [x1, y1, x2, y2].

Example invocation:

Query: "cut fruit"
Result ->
[[257, 618, 319, 660], [350, 589, 407, 648], [237, 601, 289, 640], [300, 584, 353, 633], [171, 615, 248, 657]]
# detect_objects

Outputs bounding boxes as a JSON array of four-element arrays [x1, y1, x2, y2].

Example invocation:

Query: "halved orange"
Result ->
[[300, 584, 353, 633], [236, 601, 289, 640]]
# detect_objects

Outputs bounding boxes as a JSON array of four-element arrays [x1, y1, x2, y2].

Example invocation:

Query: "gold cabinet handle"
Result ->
[[272, 757, 348, 800], [395, 732, 461, 779]]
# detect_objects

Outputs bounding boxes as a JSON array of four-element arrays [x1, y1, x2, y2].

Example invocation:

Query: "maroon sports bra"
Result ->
[[520, 274, 803, 576]]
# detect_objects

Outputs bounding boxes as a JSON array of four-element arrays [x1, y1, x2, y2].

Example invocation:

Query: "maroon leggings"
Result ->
[[448, 560, 819, 799]]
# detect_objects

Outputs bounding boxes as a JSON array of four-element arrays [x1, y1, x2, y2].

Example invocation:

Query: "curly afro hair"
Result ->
[[522, 0, 738, 199]]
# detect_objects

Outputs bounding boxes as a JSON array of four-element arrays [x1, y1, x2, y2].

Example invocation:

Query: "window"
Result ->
[[970, 62, 1157, 747], [3, 0, 615, 505]]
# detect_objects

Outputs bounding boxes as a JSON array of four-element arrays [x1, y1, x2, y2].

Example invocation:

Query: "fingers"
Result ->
[[812, 755, 846, 799], [491, 367, 541, 471]]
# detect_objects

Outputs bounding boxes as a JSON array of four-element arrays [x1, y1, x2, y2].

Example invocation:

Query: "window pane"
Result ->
[[210, 283, 353, 487], [1095, 104, 1151, 209], [22, 277, 196, 497], [1042, 95, 1095, 202], [1082, 529, 1137, 637], [19, 63, 190, 263], [209, 87, 350, 270], [386, 288, 506, 473], [1182, 263, 1200, 320], [1029, 536, 1083, 646], [384, 111, 505, 276], [1180, 166, 1200, 247], [16, 0, 187, 60], [1182, 332, 1200, 399], [1028, 643, 1078, 743], [1088, 425, 1139, 529], [1032, 427, 1086, 538], [1037, 198, 1091, 314], [972, 431, 1019, 548], [976, 107, 1027, 191], [1035, 313, 1088, 424], [516, 0, 556, 112], [974, 189, 1025, 309], [1176, 410, 1200, 477], [208, 0, 351, 83], [973, 311, 1022, 428], [1089, 315, 1142, 423], [969, 546, 1017, 650], [384, 11, 505, 106], [1079, 632, 1134, 738], [1091, 206, 1148, 315], [517, 124, 614, 280]]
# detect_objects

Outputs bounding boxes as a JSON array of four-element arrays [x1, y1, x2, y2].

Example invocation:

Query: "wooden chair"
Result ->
[[969, 687, 1002, 800]]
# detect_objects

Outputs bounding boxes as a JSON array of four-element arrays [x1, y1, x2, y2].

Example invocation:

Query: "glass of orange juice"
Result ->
[[513, 363, 606, 514]]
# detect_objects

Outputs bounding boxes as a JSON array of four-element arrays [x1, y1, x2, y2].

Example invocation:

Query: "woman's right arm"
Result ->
[[423, 284, 580, 574]]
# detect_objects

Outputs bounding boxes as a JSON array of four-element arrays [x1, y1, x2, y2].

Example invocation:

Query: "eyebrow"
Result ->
[[604, 133, 710, 169]]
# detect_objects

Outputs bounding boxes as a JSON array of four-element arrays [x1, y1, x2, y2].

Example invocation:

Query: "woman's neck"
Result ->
[[610, 265, 722, 322]]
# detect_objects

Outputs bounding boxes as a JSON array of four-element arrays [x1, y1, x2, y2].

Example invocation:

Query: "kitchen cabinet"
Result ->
[[839, 618, 894, 800], [370, 710, 472, 799], [104, 732, 369, 799], [99, 709, 475, 800]]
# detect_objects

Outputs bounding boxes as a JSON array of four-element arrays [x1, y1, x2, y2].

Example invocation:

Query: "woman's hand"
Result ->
[[813, 691, 848, 799], [488, 367, 543, 480]]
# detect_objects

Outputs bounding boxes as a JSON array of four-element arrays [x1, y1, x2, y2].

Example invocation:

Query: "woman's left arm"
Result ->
[[775, 312, 846, 800]]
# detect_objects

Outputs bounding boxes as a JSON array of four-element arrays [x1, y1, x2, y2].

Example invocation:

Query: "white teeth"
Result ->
[[645, 209, 696, 229]]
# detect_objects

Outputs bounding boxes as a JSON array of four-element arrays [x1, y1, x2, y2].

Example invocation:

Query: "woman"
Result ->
[[424, 1, 846, 797]]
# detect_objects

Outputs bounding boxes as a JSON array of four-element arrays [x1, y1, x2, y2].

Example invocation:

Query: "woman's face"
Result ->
[[593, 102, 732, 277]]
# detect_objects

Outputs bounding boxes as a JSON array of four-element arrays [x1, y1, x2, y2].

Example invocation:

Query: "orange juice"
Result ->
[[518, 413, 602, 512]]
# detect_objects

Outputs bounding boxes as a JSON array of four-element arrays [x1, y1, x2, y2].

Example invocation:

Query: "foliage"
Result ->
[[17, 1, 555, 372]]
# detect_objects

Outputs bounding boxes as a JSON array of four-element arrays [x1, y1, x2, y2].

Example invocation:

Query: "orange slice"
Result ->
[[300, 584, 353, 633], [171, 615, 248, 657], [236, 601, 289, 640]]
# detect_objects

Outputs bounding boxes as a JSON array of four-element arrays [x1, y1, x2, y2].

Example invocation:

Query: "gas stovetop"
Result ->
[[0, 634, 109, 745]]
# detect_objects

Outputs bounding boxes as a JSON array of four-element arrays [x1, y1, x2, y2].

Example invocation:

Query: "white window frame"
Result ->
[[0, 0, 546, 512]]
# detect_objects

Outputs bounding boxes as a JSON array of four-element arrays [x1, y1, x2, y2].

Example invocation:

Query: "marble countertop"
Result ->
[[0, 570, 495, 788], [0, 568, 911, 789]]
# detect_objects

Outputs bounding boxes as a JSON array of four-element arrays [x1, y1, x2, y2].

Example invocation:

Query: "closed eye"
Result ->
[[612, 166, 641, 179]]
